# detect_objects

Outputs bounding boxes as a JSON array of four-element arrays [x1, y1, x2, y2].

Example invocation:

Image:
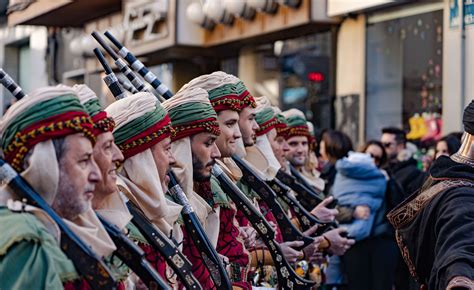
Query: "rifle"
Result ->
[[0, 159, 118, 289], [212, 165, 316, 290], [91, 32, 148, 93], [117, 75, 139, 94], [231, 155, 314, 250], [103, 31, 174, 99], [167, 171, 232, 290], [0, 68, 26, 99], [93, 48, 127, 100], [266, 178, 336, 234], [94, 48, 202, 289], [126, 201, 202, 290], [97, 214, 171, 290], [275, 168, 325, 210]]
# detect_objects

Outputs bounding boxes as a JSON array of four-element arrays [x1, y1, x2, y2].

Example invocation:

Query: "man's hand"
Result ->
[[302, 236, 323, 261], [280, 241, 304, 263], [310, 196, 339, 222], [353, 205, 370, 220], [239, 226, 257, 248], [323, 227, 355, 256]]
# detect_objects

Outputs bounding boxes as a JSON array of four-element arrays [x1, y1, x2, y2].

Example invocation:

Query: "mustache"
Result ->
[[84, 185, 95, 193], [206, 160, 216, 167]]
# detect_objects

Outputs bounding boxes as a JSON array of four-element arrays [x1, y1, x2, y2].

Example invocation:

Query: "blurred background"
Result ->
[[0, 0, 471, 148]]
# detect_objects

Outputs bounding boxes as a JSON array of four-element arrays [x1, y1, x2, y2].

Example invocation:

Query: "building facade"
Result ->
[[5, 0, 469, 145]]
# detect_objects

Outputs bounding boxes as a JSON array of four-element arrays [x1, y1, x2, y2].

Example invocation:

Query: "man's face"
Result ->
[[267, 128, 289, 168], [216, 110, 241, 157], [150, 137, 175, 188], [191, 132, 221, 182], [92, 132, 123, 202], [381, 133, 403, 160], [53, 134, 101, 220], [286, 135, 309, 168], [238, 107, 259, 147]]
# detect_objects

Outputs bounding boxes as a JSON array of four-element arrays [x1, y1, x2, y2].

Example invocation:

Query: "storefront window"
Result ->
[[366, 10, 443, 142], [280, 32, 334, 131]]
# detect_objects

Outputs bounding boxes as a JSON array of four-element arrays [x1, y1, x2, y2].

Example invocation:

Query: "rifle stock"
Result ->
[[212, 165, 316, 290], [97, 214, 171, 290], [276, 169, 324, 210], [231, 155, 314, 250], [0, 159, 117, 290], [266, 178, 336, 234], [167, 171, 232, 290], [126, 201, 202, 290]]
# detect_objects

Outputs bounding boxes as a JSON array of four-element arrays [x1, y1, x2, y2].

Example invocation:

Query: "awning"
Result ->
[[8, 0, 121, 27]]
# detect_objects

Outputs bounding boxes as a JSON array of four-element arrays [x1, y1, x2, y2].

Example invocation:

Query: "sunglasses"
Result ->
[[382, 142, 395, 148]]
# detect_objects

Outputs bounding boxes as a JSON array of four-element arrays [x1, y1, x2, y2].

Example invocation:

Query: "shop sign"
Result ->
[[464, 0, 474, 27], [449, 0, 460, 28], [123, 0, 169, 44]]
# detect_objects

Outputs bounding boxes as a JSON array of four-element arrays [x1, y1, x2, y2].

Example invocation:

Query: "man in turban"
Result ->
[[106, 91, 183, 286], [162, 87, 223, 289], [282, 109, 326, 192], [387, 102, 474, 289], [177, 72, 254, 289], [0, 86, 105, 288]]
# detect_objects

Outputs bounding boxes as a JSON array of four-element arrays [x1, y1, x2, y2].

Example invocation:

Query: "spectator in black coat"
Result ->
[[380, 127, 426, 197]]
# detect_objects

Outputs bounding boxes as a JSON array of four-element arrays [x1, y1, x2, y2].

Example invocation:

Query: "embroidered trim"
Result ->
[[447, 276, 474, 290], [211, 97, 242, 112], [395, 230, 421, 283], [94, 116, 115, 133], [256, 117, 279, 136], [286, 126, 310, 139], [5, 115, 95, 171], [451, 153, 474, 167], [172, 120, 220, 141], [387, 180, 474, 230], [119, 124, 173, 152], [239, 91, 257, 108]]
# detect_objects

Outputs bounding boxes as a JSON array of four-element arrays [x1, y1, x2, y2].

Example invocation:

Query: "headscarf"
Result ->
[[223, 74, 257, 109], [73, 84, 115, 135], [73, 84, 132, 230], [178, 71, 242, 112], [282, 108, 310, 140], [162, 87, 221, 246], [245, 95, 281, 179], [0, 85, 115, 257], [105, 92, 182, 237]]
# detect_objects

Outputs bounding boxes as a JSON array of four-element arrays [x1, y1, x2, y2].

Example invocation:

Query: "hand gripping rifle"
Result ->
[[103, 31, 174, 99], [0, 159, 118, 289], [231, 155, 314, 250], [212, 165, 316, 290], [97, 214, 171, 290], [266, 178, 336, 234], [126, 201, 202, 290], [0, 68, 26, 100], [94, 48, 201, 289], [92, 32, 148, 93], [167, 171, 233, 290]]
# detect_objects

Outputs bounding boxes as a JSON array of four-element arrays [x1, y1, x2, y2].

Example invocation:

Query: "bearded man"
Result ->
[[0, 86, 110, 289]]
